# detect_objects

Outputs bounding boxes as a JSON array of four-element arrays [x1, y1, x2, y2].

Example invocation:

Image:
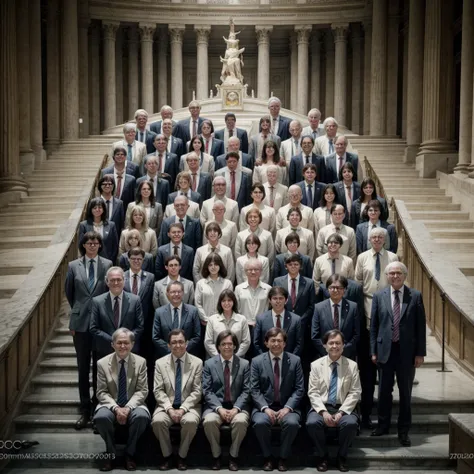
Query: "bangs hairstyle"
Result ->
[[86, 197, 108, 224]]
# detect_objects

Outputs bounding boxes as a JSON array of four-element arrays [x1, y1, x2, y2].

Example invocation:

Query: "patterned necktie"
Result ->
[[117, 359, 128, 407], [224, 360, 231, 403], [173, 307, 179, 328], [273, 357, 280, 404], [275, 314, 281, 329], [173, 359, 182, 407], [291, 278, 297, 309], [375, 253, 381, 281], [230, 171, 236, 200], [88, 259, 95, 290], [392, 290, 400, 342], [328, 361, 338, 405], [127, 144, 133, 161], [205, 138, 210, 154], [269, 186, 275, 207], [113, 296, 120, 327], [333, 304, 339, 329], [115, 174, 123, 198], [132, 273, 138, 295]]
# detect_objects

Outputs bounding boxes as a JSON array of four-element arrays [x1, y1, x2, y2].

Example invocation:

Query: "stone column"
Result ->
[[195, 25, 211, 100], [290, 34, 298, 111], [255, 26, 273, 100], [0, 0, 28, 204], [456, 0, 474, 173], [324, 30, 335, 118], [62, 0, 80, 140], [386, 0, 400, 136], [140, 23, 156, 113], [296, 25, 312, 115], [127, 26, 139, 120], [332, 23, 349, 126], [370, 0, 388, 136], [401, 20, 409, 139], [351, 23, 363, 134], [310, 33, 322, 108], [16, 0, 34, 168], [157, 28, 168, 108], [89, 22, 101, 134], [78, 0, 90, 138], [116, 27, 124, 123], [169, 25, 185, 109], [404, 0, 425, 162], [418, 1, 456, 177], [362, 20, 372, 135], [102, 21, 119, 130]]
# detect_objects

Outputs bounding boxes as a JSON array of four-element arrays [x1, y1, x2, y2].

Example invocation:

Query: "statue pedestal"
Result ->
[[216, 82, 247, 111]]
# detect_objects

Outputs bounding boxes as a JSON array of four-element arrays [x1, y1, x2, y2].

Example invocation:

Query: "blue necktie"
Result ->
[[328, 139, 334, 154], [88, 259, 95, 290], [172, 307, 179, 329], [174, 359, 182, 407], [127, 144, 133, 161], [307, 184, 313, 207], [375, 252, 381, 281], [328, 361, 338, 406], [117, 359, 128, 407]]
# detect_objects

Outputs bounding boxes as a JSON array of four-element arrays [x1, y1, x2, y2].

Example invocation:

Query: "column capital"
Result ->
[[168, 24, 185, 44], [102, 21, 120, 40], [331, 23, 349, 42], [127, 25, 138, 43], [139, 23, 156, 42], [295, 25, 312, 45], [255, 25, 273, 45], [194, 25, 211, 45]]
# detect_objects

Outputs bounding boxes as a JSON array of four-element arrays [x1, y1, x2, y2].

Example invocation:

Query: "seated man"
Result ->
[[151, 329, 203, 471], [251, 327, 304, 472], [202, 330, 251, 471], [93, 328, 151, 471], [306, 329, 361, 473]]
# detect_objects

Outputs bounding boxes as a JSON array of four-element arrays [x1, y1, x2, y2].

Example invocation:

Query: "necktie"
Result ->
[[328, 139, 334, 154], [325, 209, 331, 225], [158, 153, 163, 173], [392, 290, 400, 342], [307, 184, 313, 207], [127, 144, 133, 161], [224, 360, 231, 403], [205, 138, 210, 154], [193, 120, 197, 137], [338, 156, 344, 174], [273, 357, 280, 404], [269, 186, 275, 207], [132, 273, 138, 295], [333, 304, 339, 329], [174, 359, 182, 407], [331, 258, 336, 275], [179, 218, 184, 226], [113, 296, 120, 327], [191, 173, 197, 192], [230, 171, 236, 200], [115, 175, 122, 198], [306, 155, 310, 165], [328, 361, 338, 405], [291, 278, 296, 309], [275, 314, 281, 329], [229, 129, 234, 137], [272, 118, 277, 134], [88, 259, 95, 290], [173, 307, 179, 328], [117, 359, 128, 407], [174, 245, 179, 256], [375, 253, 381, 281], [294, 138, 299, 155], [106, 200, 111, 220], [335, 227, 341, 233], [312, 131, 317, 139]]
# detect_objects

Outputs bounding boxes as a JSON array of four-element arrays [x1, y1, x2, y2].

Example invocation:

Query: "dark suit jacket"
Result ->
[[102, 162, 141, 180], [215, 128, 249, 154], [124, 270, 155, 325], [335, 181, 361, 227], [175, 117, 207, 144], [272, 252, 313, 281], [370, 285, 426, 365], [168, 136, 185, 159], [296, 180, 326, 211], [152, 303, 201, 357], [196, 172, 212, 202], [65, 256, 113, 332], [78, 221, 119, 264], [272, 276, 316, 328], [209, 138, 225, 158], [136, 175, 170, 207], [250, 351, 304, 414], [100, 197, 125, 234], [254, 310, 302, 357], [155, 243, 194, 281], [356, 221, 398, 255], [275, 116, 292, 141], [351, 196, 389, 228], [168, 190, 202, 208], [202, 355, 251, 415], [158, 216, 202, 252], [117, 174, 137, 211], [136, 129, 157, 155], [289, 153, 326, 186], [150, 119, 178, 136], [325, 152, 359, 183], [144, 152, 179, 189], [119, 252, 154, 274], [215, 153, 253, 172], [311, 298, 360, 360], [89, 291, 144, 355]]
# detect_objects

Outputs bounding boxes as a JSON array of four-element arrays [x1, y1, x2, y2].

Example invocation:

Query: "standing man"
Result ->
[[135, 109, 157, 154], [146, 133, 179, 189], [150, 105, 177, 135], [289, 137, 326, 187], [294, 163, 325, 211], [183, 152, 212, 202], [248, 115, 281, 162], [268, 97, 291, 141], [251, 327, 304, 471], [215, 136, 253, 172], [93, 328, 150, 472], [262, 165, 289, 212], [314, 117, 342, 157], [200, 176, 240, 227], [370, 262, 426, 447], [202, 330, 251, 471], [325, 135, 361, 183], [65, 232, 112, 430], [302, 108, 325, 139], [280, 120, 303, 166], [215, 113, 249, 154], [162, 118, 186, 158], [152, 329, 203, 470], [111, 122, 147, 173], [175, 100, 207, 143], [136, 154, 171, 206]]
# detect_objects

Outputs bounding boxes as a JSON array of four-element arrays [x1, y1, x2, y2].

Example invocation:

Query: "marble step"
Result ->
[[28, 188, 86, 197], [423, 220, 474, 229], [430, 229, 474, 239], [435, 239, 474, 251], [0, 275, 28, 298], [24, 177, 89, 185], [0, 236, 51, 250], [44, 347, 77, 357], [404, 202, 460, 211], [31, 169, 96, 176], [49, 335, 74, 347], [0, 224, 58, 238], [0, 209, 71, 218], [387, 188, 446, 196], [377, 171, 420, 178], [39, 358, 86, 369], [7, 202, 75, 212], [410, 211, 470, 221]]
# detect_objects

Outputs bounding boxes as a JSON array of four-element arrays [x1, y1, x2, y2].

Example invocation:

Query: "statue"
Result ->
[[220, 19, 245, 85]]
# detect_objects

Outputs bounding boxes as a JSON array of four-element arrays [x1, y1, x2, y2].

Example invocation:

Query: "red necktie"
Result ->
[[205, 139, 210, 154], [158, 153, 163, 173], [193, 120, 197, 137], [230, 171, 236, 200], [273, 357, 280, 404], [115, 175, 122, 198], [269, 186, 275, 207], [132, 274, 138, 295], [291, 279, 296, 309], [275, 314, 281, 328], [224, 360, 231, 403]]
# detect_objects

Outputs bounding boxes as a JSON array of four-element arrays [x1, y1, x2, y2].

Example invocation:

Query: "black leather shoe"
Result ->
[[211, 457, 221, 470], [371, 427, 389, 437], [361, 418, 373, 430], [277, 458, 288, 472], [229, 456, 239, 471], [398, 433, 411, 447], [75, 412, 90, 430], [316, 457, 328, 472], [125, 455, 137, 471], [100, 459, 113, 471], [336, 456, 349, 472], [177, 456, 187, 471], [159, 456, 173, 470], [263, 458, 273, 471]]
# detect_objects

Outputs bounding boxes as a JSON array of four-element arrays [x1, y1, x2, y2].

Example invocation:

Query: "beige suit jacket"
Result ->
[[262, 182, 288, 212], [276, 203, 315, 233], [313, 134, 354, 157], [180, 153, 215, 176], [111, 140, 147, 170], [153, 352, 203, 417], [200, 196, 239, 227], [280, 137, 302, 165], [308, 355, 361, 415]]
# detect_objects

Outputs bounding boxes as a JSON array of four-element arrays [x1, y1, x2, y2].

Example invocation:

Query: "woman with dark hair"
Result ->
[[313, 183, 339, 236], [118, 229, 154, 273], [180, 134, 215, 175], [351, 177, 389, 228], [97, 175, 125, 234], [239, 183, 276, 235], [335, 162, 361, 228], [235, 234, 270, 285], [125, 180, 163, 233], [204, 289, 251, 358], [195, 253, 233, 325], [356, 199, 398, 254], [248, 115, 281, 162], [253, 139, 288, 185], [78, 197, 119, 263]]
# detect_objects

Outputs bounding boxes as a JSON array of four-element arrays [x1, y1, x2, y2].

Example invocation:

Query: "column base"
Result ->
[[468, 164, 474, 179], [0, 176, 29, 206], [19, 151, 36, 175], [45, 139, 61, 153], [415, 152, 458, 178], [404, 144, 419, 164], [453, 163, 471, 174]]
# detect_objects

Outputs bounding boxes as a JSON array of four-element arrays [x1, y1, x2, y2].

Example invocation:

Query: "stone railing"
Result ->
[[449, 414, 474, 474], [0, 154, 108, 438]]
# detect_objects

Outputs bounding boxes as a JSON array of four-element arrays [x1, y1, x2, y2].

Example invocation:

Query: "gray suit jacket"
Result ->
[[124, 270, 155, 324], [356, 221, 398, 255], [65, 256, 113, 332], [325, 152, 360, 183], [153, 277, 195, 309], [202, 355, 251, 416]]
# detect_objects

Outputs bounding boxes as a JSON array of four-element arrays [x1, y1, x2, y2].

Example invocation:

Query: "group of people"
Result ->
[[65, 97, 426, 472]]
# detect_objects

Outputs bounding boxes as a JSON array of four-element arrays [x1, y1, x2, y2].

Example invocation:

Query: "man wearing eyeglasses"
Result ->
[[311, 274, 360, 361]]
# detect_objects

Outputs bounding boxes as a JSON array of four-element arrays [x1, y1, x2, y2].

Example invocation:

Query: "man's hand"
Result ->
[[255, 158, 263, 166], [217, 407, 229, 422], [168, 408, 184, 424], [333, 412, 343, 425], [322, 411, 336, 427], [278, 160, 286, 168], [115, 407, 130, 425], [226, 408, 239, 423], [414, 356, 424, 368], [201, 320, 207, 326], [70, 330, 76, 337], [276, 407, 291, 421], [371, 355, 377, 364], [264, 408, 277, 425]]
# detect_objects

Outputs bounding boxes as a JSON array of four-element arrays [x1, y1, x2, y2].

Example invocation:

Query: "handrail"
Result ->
[[0, 153, 108, 439]]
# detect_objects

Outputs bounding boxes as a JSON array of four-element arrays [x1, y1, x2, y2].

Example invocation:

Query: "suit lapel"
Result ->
[[127, 354, 136, 391], [138, 272, 148, 297], [283, 310, 291, 330], [167, 356, 175, 390], [339, 299, 349, 331], [215, 357, 225, 386], [180, 305, 189, 328], [124, 271, 131, 293], [296, 277, 305, 300], [265, 352, 274, 388], [79, 258, 90, 293], [231, 357, 240, 387], [121, 293, 130, 325], [400, 285, 410, 321], [181, 353, 192, 390], [108, 355, 119, 396]]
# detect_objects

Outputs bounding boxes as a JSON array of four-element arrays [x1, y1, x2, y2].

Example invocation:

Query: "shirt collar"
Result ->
[[115, 354, 130, 365], [220, 354, 233, 366], [170, 302, 183, 312], [110, 291, 123, 301]]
